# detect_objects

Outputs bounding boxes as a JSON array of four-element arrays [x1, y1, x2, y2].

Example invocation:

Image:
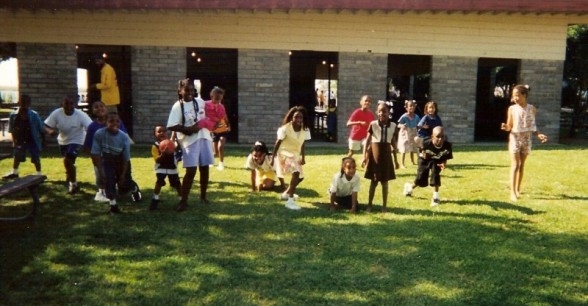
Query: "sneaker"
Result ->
[[68, 184, 80, 195], [216, 163, 224, 171], [94, 190, 109, 202], [109, 205, 121, 214], [431, 198, 440, 207], [280, 192, 299, 200], [2, 173, 18, 180], [149, 198, 159, 211], [131, 186, 142, 202], [403, 183, 413, 196], [285, 198, 301, 210]]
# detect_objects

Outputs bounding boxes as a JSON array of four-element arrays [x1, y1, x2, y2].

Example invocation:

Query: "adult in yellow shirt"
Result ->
[[91, 54, 120, 107]]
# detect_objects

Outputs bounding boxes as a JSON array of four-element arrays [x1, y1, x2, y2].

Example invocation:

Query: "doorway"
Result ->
[[387, 54, 431, 121], [186, 48, 238, 142], [289, 50, 338, 141], [475, 58, 519, 141], [76, 45, 133, 136]]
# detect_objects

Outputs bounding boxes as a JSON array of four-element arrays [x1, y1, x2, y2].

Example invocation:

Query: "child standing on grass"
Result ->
[[363, 102, 396, 213], [3, 95, 45, 179], [500, 84, 547, 202], [346, 95, 375, 157], [271, 106, 311, 210], [150, 125, 182, 210], [329, 157, 361, 213], [397, 100, 421, 168], [206, 86, 231, 171], [415, 101, 443, 150], [91, 112, 133, 214], [403, 126, 453, 207], [245, 141, 283, 192]]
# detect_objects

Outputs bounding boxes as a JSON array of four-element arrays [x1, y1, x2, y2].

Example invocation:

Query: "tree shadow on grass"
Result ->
[[449, 199, 544, 215], [1, 179, 586, 305]]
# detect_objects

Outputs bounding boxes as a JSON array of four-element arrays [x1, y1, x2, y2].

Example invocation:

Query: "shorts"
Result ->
[[182, 139, 214, 168], [509, 132, 532, 155], [156, 173, 181, 188], [256, 168, 277, 186], [13, 142, 40, 164], [348, 138, 367, 151], [59, 144, 83, 162], [414, 158, 442, 188], [212, 132, 229, 143]]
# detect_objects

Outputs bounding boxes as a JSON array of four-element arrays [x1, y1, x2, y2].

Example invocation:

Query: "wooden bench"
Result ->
[[0, 175, 47, 222]]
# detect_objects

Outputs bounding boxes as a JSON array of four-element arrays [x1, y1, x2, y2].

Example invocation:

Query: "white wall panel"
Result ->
[[2, 10, 588, 60]]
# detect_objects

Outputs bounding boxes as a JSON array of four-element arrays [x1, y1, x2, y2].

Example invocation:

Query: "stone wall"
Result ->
[[131, 46, 186, 143], [337, 52, 388, 144], [520, 59, 563, 144], [238, 49, 289, 145], [17, 43, 77, 118], [430, 56, 478, 143]]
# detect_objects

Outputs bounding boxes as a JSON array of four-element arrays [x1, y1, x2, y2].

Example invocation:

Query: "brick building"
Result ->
[[2, 1, 588, 144]]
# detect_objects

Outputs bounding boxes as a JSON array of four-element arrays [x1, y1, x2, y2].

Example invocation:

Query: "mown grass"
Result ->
[[0, 143, 587, 305]]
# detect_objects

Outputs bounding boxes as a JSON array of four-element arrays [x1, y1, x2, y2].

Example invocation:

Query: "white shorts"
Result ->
[[348, 138, 367, 151], [181, 139, 214, 168]]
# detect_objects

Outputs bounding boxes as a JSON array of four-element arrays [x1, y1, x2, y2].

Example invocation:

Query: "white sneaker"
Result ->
[[216, 163, 224, 171], [431, 198, 440, 207], [403, 183, 413, 196], [280, 193, 299, 200], [95, 190, 109, 202], [285, 198, 301, 210]]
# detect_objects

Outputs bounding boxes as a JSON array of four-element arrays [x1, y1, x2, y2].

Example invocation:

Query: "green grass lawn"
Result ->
[[1, 143, 587, 305]]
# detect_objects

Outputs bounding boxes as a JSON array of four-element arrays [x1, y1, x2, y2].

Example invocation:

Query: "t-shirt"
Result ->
[[328, 172, 360, 197], [348, 108, 375, 141], [245, 153, 274, 172], [417, 115, 443, 138], [91, 128, 131, 161], [44, 108, 92, 145], [84, 120, 128, 149], [422, 139, 453, 163], [167, 98, 211, 147]]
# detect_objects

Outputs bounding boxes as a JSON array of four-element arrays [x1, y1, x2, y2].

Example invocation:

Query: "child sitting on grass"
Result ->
[[245, 141, 284, 192], [328, 157, 361, 213]]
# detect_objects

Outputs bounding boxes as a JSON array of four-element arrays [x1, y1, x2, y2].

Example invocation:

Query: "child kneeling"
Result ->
[[328, 157, 361, 213], [91, 112, 137, 214]]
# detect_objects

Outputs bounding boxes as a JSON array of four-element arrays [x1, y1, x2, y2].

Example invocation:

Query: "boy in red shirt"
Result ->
[[346, 95, 375, 157]]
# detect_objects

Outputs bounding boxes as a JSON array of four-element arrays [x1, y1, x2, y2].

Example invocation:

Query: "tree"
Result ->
[[563, 25, 588, 136]]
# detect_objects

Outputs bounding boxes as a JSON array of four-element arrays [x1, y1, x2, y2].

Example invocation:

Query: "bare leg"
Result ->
[[516, 153, 528, 198], [367, 180, 377, 212], [64, 157, 76, 183], [199, 165, 210, 203], [217, 136, 226, 164], [177, 167, 196, 210], [381, 181, 389, 213], [509, 153, 523, 201]]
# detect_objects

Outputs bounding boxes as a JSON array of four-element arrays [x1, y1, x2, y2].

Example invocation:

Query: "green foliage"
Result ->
[[1, 144, 587, 305]]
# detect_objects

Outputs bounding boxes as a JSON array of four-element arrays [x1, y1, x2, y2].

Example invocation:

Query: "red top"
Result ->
[[348, 108, 375, 141]]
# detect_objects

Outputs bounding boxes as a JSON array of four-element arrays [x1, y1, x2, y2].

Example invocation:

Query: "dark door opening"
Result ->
[[76, 45, 133, 136], [475, 58, 519, 142], [187, 48, 238, 142], [387, 54, 431, 121], [289, 50, 338, 141]]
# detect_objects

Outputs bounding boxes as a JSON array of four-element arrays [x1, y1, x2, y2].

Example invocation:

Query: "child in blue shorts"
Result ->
[[3, 95, 45, 179]]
